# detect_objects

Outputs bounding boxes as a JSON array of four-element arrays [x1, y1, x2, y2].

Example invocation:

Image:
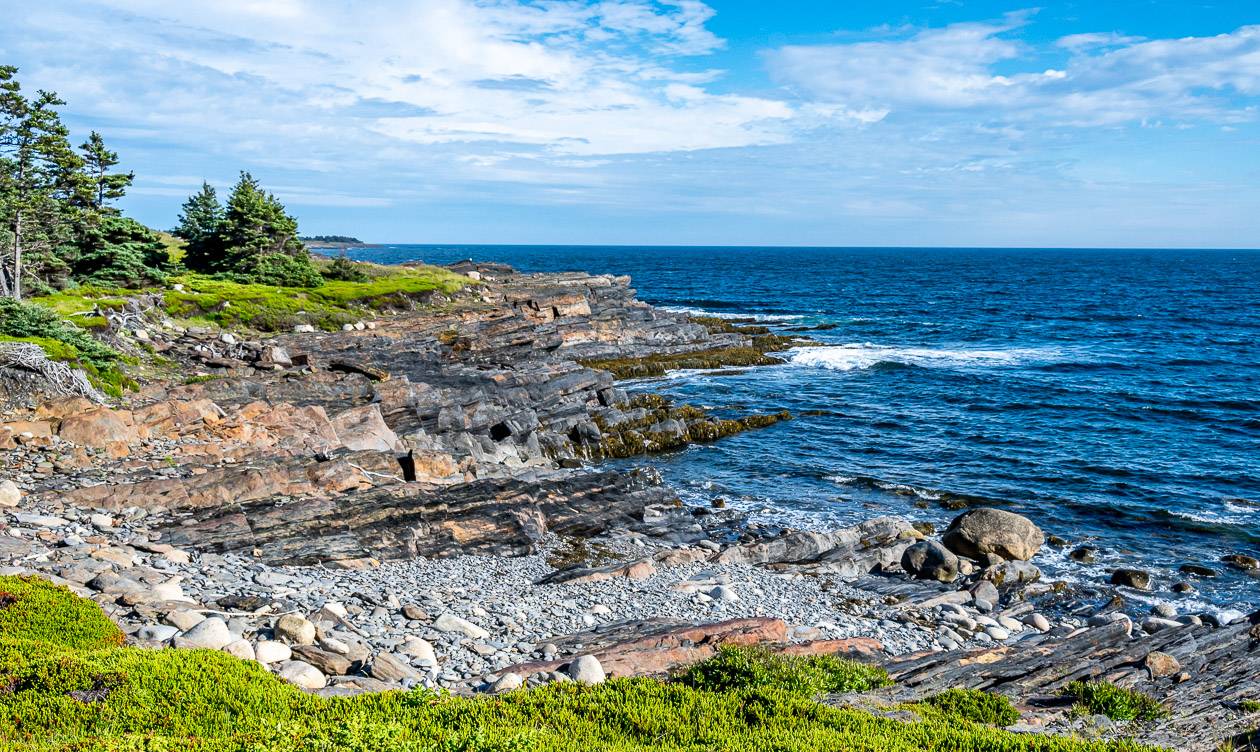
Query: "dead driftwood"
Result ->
[[0, 341, 105, 403]]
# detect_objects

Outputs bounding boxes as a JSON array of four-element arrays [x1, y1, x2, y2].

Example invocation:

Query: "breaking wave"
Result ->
[[789, 343, 1076, 372]]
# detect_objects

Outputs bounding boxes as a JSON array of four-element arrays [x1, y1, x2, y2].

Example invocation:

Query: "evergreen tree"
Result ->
[[0, 66, 81, 299], [72, 215, 168, 287], [0, 66, 165, 295], [78, 131, 133, 212], [173, 181, 222, 271], [196, 172, 320, 287]]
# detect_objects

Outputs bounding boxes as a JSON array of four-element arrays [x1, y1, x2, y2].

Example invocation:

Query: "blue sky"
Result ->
[[4, 0, 1259, 246]]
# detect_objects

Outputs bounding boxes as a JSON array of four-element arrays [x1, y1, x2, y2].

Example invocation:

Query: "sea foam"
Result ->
[[788, 344, 1068, 372]]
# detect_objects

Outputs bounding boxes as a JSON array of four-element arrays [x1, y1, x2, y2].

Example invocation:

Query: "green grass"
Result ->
[[161, 266, 469, 331], [1240, 700, 1260, 714], [1063, 681, 1169, 723], [30, 262, 470, 335], [0, 577, 1166, 752], [917, 689, 1021, 727]]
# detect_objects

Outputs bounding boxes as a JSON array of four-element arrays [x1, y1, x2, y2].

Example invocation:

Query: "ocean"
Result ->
[[350, 245, 1260, 613]]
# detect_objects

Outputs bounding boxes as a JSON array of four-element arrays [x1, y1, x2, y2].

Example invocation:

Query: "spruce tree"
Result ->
[[78, 131, 133, 212], [174, 181, 223, 272], [0, 66, 80, 298], [200, 172, 320, 287], [72, 215, 168, 287]]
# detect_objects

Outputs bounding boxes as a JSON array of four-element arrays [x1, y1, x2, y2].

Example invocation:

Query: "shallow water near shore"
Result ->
[[352, 244, 1260, 611]]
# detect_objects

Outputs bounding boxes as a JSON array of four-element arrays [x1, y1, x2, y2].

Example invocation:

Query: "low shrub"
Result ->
[[920, 688, 1020, 726], [673, 645, 892, 697], [1064, 680, 1169, 722], [0, 577, 1166, 752], [0, 576, 123, 650]]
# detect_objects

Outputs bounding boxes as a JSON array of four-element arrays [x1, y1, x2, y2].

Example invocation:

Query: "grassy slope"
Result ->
[[35, 265, 470, 334], [0, 576, 1163, 752]]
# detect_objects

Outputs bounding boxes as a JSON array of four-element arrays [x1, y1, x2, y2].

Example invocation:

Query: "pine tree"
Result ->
[[173, 181, 223, 272], [78, 131, 133, 212], [197, 172, 320, 287]]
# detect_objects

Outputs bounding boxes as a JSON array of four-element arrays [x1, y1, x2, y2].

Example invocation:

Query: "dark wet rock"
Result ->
[[900, 540, 959, 583], [1110, 568, 1153, 590], [941, 508, 1044, 562], [1222, 554, 1259, 572], [1179, 564, 1218, 578], [1069, 546, 1097, 563]]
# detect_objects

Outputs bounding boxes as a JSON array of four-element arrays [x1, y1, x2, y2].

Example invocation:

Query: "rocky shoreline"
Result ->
[[2, 262, 1257, 751]]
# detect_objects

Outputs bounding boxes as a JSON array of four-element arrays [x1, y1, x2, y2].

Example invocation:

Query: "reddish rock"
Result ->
[[500, 617, 791, 679], [58, 408, 141, 448]]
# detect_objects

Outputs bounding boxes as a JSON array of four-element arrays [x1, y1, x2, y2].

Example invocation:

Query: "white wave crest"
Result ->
[[788, 343, 1069, 372], [662, 306, 804, 322]]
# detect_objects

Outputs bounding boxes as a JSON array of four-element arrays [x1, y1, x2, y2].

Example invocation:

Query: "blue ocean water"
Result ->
[[352, 245, 1260, 611]]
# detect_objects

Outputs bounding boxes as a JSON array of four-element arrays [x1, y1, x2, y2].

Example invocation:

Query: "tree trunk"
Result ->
[[12, 211, 22, 300]]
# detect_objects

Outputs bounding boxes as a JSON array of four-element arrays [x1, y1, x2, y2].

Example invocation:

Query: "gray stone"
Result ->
[[275, 614, 316, 645], [255, 640, 292, 664], [370, 652, 422, 682], [278, 660, 326, 690], [568, 655, 605, 684], [434, 613, 490, 640], [0, 480, 21, 508], [137, 624, 179, 642], [175, 617, 232, 650], [224, 639, 256, 661], [492, 672, 524, 692]]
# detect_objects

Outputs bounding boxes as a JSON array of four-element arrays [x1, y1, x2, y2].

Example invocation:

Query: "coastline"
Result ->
[[2, 259, 1257, 749]]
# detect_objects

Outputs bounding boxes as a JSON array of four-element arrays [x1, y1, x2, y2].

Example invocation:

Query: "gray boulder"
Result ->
[[568, 655, 605, 684], [942, 509, 1044, 561]]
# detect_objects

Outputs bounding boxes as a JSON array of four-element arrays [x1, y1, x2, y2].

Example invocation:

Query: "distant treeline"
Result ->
[[300, 235, 364, 245]]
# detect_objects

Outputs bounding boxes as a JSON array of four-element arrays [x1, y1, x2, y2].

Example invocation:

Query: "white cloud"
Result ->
[[767, 17, 1260, 127], [11, 0, 774, 167]]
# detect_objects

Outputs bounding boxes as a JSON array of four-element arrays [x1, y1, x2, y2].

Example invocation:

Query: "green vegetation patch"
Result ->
[[161, 266, 469, 332], [0, 576, 123, 651], [917, 688, 1021, 727], [1063, 681, 1169, 722], [674, 645, 892, 698], [0, 298, 134, 396], [0, 581, 1165, 752]]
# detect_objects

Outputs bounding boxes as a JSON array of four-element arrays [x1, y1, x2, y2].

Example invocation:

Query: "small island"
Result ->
[[300, 235, 370, 249]]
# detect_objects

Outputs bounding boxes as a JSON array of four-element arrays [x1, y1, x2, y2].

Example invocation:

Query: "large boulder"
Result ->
[[942, 509, 1043, 562], [57, 407, 141, 448], [900, 540, 959, 582]]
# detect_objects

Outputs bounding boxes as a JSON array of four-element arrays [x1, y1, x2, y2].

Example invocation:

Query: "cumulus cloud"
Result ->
[[767, 17, 1260, 126], [10, 0, 777, 168]]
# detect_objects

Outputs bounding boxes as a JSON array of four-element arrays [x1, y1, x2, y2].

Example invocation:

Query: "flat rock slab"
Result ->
[[500, 617, 883, 680], [880, 612, 1260, 752]]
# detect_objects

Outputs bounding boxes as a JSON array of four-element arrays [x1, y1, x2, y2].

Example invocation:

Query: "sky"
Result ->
[[3, 0, 1260, 247]]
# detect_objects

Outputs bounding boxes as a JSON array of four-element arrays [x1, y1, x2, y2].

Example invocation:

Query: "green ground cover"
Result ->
[[0, 576, 1164, 752]]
